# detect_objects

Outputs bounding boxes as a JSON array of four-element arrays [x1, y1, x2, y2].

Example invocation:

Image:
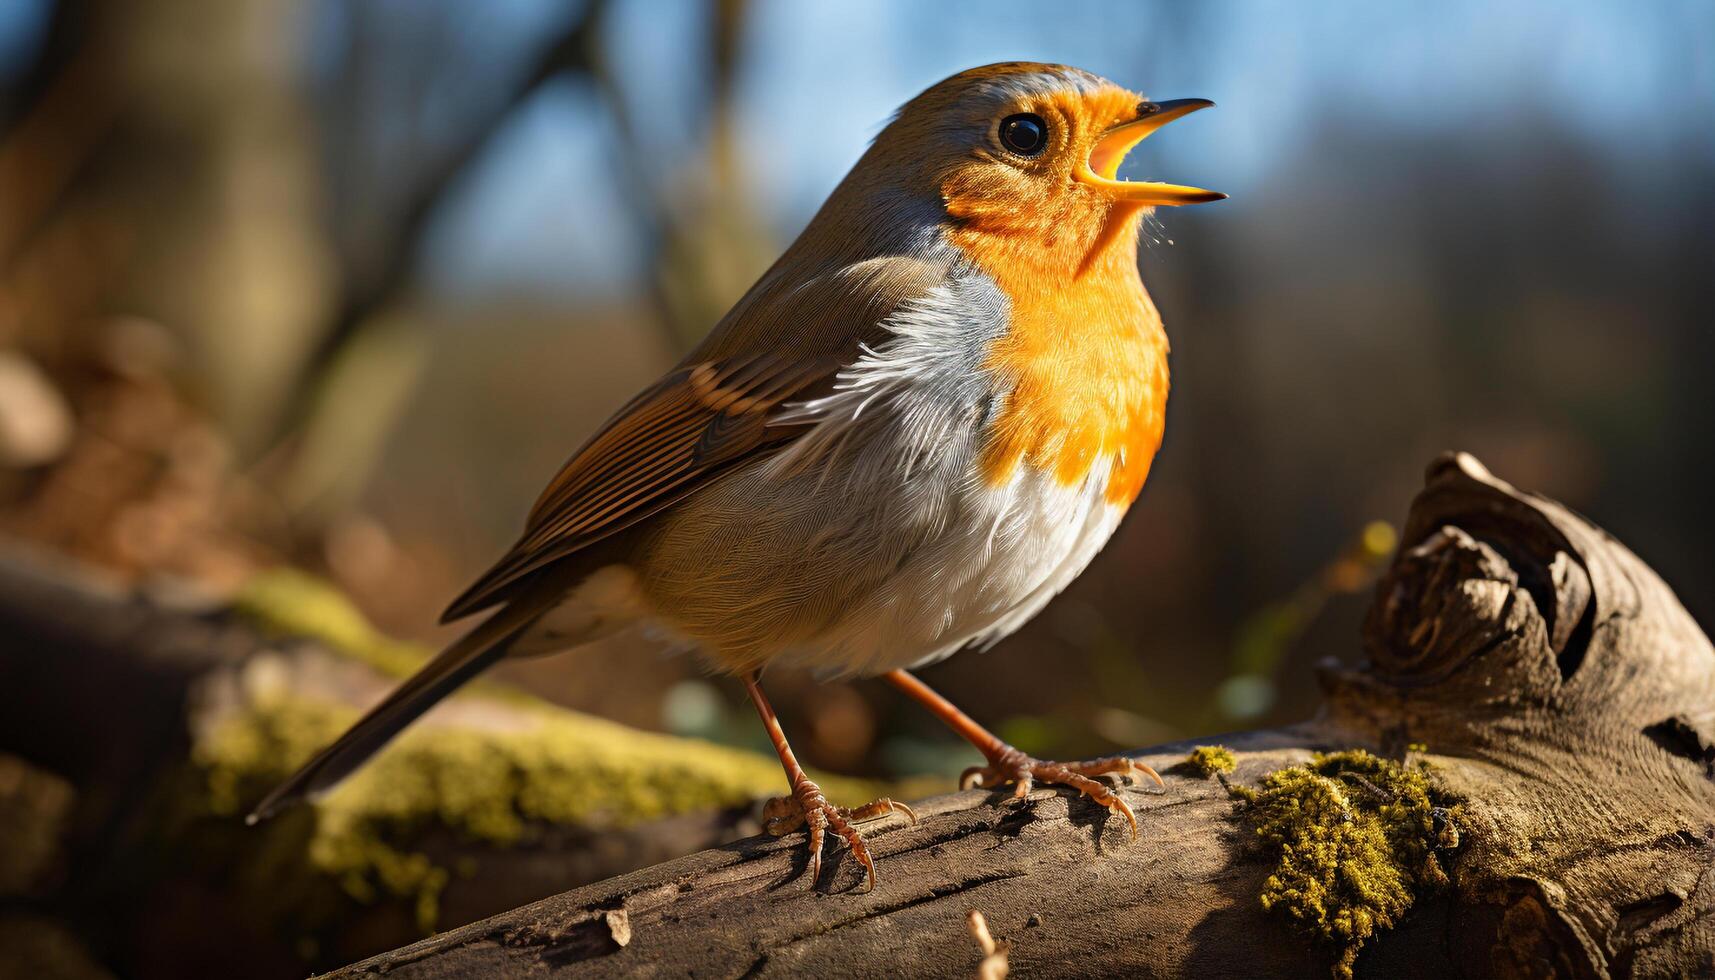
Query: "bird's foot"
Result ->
[[960, 745, 1162, 839], [761, 782, 916, 893]]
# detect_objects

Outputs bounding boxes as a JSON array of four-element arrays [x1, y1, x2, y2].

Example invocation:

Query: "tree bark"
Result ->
[[0, 551, 806, 977], [319, 453, 1715, 979], [1, 452, 1710, 977]]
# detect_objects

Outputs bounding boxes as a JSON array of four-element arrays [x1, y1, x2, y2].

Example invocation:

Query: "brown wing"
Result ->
[[439, 352, 837, 621], [439, 250, 950, 623]]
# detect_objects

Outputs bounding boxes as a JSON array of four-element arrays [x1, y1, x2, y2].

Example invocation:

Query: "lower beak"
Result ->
[[1075, 98, 1225, 206]]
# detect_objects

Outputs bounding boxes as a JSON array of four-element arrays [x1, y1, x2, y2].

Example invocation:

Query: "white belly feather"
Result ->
[[512, 253, 1140, 677], [779, 456, 1129, 675], [619, 259, 1137, 677]]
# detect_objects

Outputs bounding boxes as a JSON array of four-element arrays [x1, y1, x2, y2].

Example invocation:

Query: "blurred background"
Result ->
[[0, 0, 1710, 975]]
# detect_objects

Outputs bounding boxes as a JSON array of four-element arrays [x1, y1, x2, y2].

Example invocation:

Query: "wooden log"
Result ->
[[0, 551, 873, 975], [321, 453, 1715, 979]]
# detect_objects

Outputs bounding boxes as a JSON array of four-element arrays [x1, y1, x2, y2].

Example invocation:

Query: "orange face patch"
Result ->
[[941, 85, 1170, 507]]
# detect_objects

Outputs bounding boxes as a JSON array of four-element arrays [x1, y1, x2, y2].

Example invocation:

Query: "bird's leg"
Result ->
[[743, 672, 915, 892], [882, 669, 1161, 838]]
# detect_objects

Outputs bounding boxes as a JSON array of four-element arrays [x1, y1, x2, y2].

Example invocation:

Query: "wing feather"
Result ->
[[438, 248, 951, 624]]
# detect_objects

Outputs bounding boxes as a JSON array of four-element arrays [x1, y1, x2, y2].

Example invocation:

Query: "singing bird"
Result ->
[[252, 62, 1224, 890]]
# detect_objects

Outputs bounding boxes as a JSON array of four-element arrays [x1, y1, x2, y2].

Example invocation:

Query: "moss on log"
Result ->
[[0, 555, 903, 974], [198, 569, 896, 931], [1, 452, 1711, 978], [319, 453, 1715, 979]]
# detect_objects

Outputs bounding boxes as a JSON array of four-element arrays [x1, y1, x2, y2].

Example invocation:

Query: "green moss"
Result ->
[[1183, 745, 1237, 778], [233, 568, 429, 680], [1228, 750, 1452, 979], [198, 688, 889, 930], [207, 568, 895, 932]]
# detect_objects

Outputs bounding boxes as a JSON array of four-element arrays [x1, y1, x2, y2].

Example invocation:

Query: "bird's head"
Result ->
[[843, 63, 1223, 279]]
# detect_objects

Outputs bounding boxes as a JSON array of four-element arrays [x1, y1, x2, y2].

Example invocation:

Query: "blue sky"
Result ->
[[5, 0, 1710, 299], [420, 0, 1714, 298], [0, 0, 49, 87]]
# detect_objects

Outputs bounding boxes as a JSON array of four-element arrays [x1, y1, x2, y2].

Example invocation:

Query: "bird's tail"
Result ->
[[245, 601, 540, 824]]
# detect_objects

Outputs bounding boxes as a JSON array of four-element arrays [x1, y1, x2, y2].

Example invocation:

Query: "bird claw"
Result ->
[[761, 785, 916, 892], [961, 747, 1160, 841]]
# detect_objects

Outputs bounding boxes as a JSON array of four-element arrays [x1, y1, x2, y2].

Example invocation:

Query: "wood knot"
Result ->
[[1361, 452, 1597, 694], [1364, 525, 1523, 684], [1423, 450, 1493, 486]]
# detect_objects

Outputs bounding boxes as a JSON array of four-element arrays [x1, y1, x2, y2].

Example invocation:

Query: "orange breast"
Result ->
[[949, 214, 1169, 507]]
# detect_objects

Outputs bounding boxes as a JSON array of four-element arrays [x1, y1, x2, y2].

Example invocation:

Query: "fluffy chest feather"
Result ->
[[948, 205, 1170, 507], [630, 244, 1163, 676]]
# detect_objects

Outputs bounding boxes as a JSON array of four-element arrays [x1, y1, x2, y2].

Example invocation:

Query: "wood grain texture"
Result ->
[[322, 453, 1715, 979], [321, 734, 1330, 980], [0, 450, 1709, 978]]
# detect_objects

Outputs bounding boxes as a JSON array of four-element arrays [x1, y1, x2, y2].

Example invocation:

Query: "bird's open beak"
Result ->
[[1075, 98, 1225, 206]]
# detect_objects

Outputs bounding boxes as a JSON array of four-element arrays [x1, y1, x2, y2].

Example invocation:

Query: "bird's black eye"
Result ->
[[998, 113, 1048, 156]]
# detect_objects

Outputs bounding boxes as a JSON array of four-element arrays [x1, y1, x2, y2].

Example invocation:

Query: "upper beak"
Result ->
[[1075, 98, 1225, 206]]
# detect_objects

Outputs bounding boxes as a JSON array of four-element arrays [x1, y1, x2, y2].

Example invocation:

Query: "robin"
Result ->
[[251, 62, 1223, 891]]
